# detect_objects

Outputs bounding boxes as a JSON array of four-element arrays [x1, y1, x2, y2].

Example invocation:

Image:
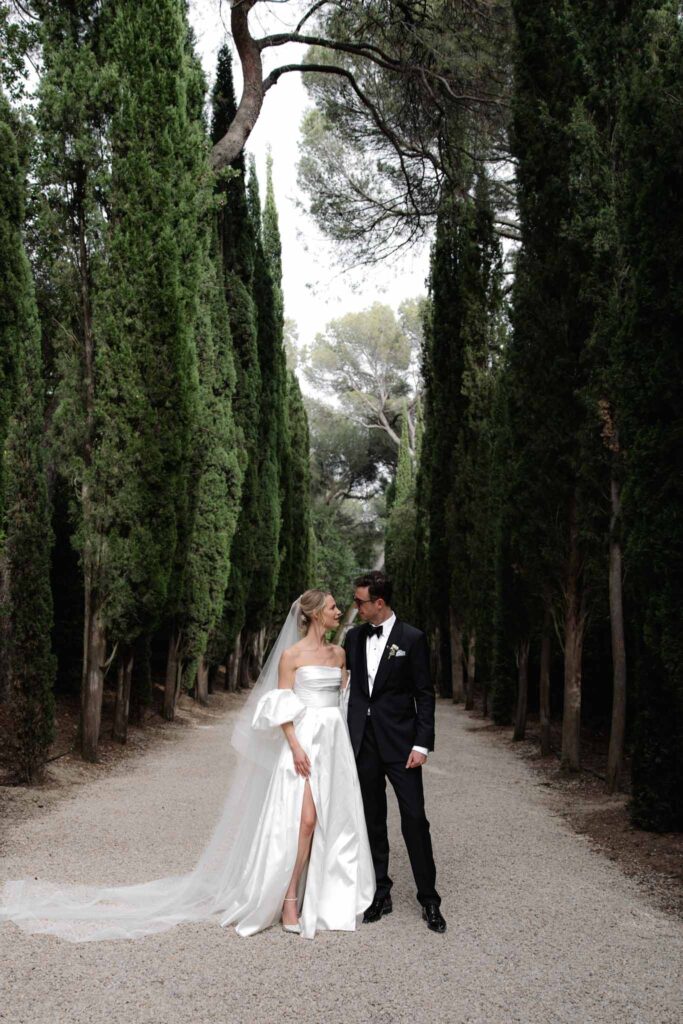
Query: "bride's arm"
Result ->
[[278, 650, 311, 779], [338, 647, 351, 714]]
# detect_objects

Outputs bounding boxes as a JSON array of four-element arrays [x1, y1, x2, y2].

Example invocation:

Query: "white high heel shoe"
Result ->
[[282, 897, 301, 934]]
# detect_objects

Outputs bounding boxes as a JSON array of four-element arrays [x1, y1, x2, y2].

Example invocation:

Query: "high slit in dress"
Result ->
[[219, 665, 375, 938]]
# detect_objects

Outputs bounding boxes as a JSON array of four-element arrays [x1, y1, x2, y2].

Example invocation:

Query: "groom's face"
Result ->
[[353, 586, 383, 623]]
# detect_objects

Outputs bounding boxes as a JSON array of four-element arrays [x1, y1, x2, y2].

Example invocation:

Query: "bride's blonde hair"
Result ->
[[297, 589, 329, 634]]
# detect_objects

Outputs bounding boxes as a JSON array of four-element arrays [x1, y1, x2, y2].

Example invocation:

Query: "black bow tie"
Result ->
[[367, 624, 384, 639]]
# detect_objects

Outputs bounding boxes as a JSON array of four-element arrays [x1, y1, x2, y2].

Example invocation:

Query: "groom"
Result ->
[[344, 571, 446, 933]]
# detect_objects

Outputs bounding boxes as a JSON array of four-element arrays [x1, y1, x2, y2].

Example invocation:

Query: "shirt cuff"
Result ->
[[412, 746, 428, 756]]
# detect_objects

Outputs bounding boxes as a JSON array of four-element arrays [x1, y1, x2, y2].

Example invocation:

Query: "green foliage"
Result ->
[[206, 45, 263, 665], [309, 501, 360, 605], [244, 159, 285, 632], [385, 408, 418, 621], [0, 4, 39, 99], [263, 151, 283, 323], [418, 192, 468, 670], [179, 228, 242, 687], [87, 0, 205, 647], [614, 2, 683, 830], [296, 2, 513, 262], [1, 93, 56, 780], [417, 175, 506, 695], [276, 372, 312, 610]]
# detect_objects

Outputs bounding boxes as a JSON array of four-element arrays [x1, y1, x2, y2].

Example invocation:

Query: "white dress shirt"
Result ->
[[365, 613, 428, 758]]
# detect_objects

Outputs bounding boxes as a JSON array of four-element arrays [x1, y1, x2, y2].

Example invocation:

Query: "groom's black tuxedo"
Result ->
[[345, 618, 435, 761], [344, 618, 440, 908]]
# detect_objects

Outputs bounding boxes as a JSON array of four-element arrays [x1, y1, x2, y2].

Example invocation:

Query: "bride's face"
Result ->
[[320, 594, 342, 632]]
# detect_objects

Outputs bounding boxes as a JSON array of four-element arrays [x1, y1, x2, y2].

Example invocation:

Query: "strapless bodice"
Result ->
[[293, 665, 342, 708]]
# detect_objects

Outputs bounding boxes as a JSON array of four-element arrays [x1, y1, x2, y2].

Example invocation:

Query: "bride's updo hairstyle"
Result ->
[[297, 589, 329, 635]]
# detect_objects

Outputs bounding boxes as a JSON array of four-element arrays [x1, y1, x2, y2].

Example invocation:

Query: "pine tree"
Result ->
[[0, 93, 56, 780]]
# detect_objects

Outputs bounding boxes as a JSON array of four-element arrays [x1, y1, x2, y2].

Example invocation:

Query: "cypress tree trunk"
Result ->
[[112, 646, 134, 743], [129, 634, 151, 726], [561, 498, 585, 771], [513, 639, 530, 741], [465, 630, 476, 711], [0, 560, 9, 703], [81, 596, 106, 762], [78, 202, 101, 759], [256, 627, 267, 676], [238, 629, 254, 690], [607, 469, 626, 793], [539, 599, 552, 756], [196, 656, 209, 705], [227, 633, 242, 692], [163, 628, 179, 721], [449, 609, 465, 703]]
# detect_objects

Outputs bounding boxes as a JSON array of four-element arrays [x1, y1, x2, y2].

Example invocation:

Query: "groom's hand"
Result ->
[[405, 750, 427, 769]]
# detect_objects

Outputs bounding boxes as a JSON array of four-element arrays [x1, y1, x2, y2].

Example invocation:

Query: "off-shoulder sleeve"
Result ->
[[251, 688, 307, 730]]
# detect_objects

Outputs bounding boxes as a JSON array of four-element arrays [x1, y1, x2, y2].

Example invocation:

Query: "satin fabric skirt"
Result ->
[[220, 692, 375, 939]]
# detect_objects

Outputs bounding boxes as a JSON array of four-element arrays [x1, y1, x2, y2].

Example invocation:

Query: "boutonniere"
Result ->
[[387, 644, 400, 659]]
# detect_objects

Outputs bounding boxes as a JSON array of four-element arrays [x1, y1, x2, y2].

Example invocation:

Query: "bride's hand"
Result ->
[[291, 744, 311, 778]]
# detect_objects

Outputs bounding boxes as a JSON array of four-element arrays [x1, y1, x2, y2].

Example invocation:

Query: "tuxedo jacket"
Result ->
[[344, 618, 436, 763]]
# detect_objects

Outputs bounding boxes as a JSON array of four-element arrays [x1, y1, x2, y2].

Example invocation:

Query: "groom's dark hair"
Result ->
[[354, 570, 393, 606]]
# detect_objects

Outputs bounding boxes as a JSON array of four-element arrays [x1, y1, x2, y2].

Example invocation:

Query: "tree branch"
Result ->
[[295, 0, 334, 34], [259, 31, 403, 73], [210, 0, 262, 171]]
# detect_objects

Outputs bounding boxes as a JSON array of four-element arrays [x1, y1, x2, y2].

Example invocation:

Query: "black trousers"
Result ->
[[356, 717, 440, 907]]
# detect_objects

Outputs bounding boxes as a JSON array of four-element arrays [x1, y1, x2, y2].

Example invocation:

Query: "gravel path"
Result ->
[[1, 697, 681, 1024]]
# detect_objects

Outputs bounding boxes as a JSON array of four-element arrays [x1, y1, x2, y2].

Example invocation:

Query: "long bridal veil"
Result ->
[[0, 600, 302, 942]]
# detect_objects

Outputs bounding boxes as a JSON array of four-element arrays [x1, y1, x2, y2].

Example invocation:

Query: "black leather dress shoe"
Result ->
[[362, 894, 393, 923], [422, 903, 446, 933]]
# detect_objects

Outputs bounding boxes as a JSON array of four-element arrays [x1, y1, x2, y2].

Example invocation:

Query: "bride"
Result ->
[[0, 590, 375, 941]]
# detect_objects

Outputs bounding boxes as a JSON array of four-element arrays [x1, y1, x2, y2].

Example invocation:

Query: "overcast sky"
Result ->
[[188, 0, 430, 354]]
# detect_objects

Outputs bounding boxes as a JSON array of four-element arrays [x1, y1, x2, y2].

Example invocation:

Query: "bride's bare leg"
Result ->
[[282, 781, 317, 925]]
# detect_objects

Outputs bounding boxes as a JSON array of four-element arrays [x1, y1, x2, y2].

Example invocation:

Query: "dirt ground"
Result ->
[[462, 708, 683, 920], [2, 690, 681, 921], [1, 691, 681, 1024]]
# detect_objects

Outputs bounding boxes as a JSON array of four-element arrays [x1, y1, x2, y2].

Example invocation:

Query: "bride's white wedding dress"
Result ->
[[222, 666, 375, 938], [0, 641, 375, 942]]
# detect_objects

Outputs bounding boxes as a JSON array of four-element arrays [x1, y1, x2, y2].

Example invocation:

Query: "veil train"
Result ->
[[0, 600, 302, 942]]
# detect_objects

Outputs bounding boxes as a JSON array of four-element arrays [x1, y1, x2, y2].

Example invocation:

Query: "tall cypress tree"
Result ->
[[282, 371, 312, 603], [506, 0, 596, 766], [418, 193, 468, 697], [243, 157, 284, 649], [205, 45, 262, 685], [86, 0, 203, 745], [614, 1, 683, 829], [263, 150, 284, 325], [32, 0, 108, 757], [386, 406, 418, 622], [264, 155, 311, 616], [0, 94, 56, 780], [417, 174, 506, 706], [178, 224, 242, 700]]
